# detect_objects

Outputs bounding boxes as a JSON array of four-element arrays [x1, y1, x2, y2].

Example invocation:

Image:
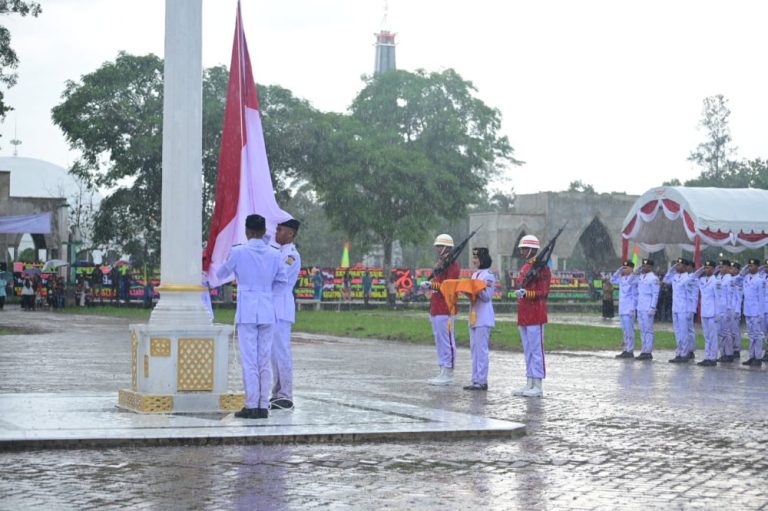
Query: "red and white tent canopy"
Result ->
[[621, 186, 768, 258]]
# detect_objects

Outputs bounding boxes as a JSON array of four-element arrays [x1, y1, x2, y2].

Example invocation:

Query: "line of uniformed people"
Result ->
[[611, 257, 768, 367]]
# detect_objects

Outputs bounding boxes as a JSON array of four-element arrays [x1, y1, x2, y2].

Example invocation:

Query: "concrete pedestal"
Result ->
[[118, 323, 243, 413]]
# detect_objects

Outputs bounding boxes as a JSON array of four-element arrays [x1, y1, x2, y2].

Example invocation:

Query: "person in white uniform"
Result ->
[[762, 260, 768, 361], [684, 259, 699, 359], [463, 247, 496, 391], [735, 259, 765, 366], [612, 260, 639, 359], [270, 218, 302, 410], [715, 259, 734, 363], [664, 258, 695, 363], [695, 261, 719, 367], [217, 214, 287, 419], [728, 262, 744, 359], [635, 258, 660, 360]]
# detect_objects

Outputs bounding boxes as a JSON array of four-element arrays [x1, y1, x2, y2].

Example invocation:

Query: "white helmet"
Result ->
[[433, 234, 454, 247], [518, 235, 540, 249]]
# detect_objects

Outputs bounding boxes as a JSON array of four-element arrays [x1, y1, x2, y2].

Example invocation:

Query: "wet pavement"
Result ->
[[1, 306, 768, 510]]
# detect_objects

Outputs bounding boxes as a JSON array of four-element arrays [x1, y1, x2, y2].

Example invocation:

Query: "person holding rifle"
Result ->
[[420, 234, 461, 385], [512, 234, 551, 398]]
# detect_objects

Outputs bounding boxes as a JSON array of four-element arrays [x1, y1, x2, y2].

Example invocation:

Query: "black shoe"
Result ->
[[636, 352, 653, 361], [234, 407, 258, 418], [733, 351, 741, 359], [668, 356, 687, 363], [750, 359, 763, 367], [687, 351, 695, 359], [742, 358, 755, 366], [269, 398, 294, 410], [256, 407, 269, 419], [697, 359, 717, 367], [463, 383, 488, 391], [717, 355, 734, 363], [615, 351, 635, 359]]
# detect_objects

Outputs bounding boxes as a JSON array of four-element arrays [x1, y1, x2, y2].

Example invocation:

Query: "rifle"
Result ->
[[428, 226, 482, 280], [521, 224, 566, 287]]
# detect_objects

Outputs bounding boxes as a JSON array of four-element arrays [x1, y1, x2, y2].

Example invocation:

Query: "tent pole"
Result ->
[[694, 235, 701, 267]]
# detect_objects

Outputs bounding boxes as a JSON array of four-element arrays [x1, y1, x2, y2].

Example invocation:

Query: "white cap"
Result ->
[[433, 234, 454, 247], [518, 235, 540, 249]]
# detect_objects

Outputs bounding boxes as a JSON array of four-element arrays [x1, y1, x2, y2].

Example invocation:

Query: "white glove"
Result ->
[[515, 288, 526, 299], [420, 281, 431, 290]]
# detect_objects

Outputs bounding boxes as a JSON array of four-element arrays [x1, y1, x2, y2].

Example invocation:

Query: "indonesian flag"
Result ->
[[203, 1, 291, 287]]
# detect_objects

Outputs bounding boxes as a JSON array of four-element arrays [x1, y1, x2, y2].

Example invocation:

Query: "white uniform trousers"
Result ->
[[271, 319, 294, 401], [469, 326, 491, 385], [619, 313, 636, 353], [701, 317, 718, 361], [238, 323, 273, 409], [672, 312, 688, 356], [746, 315, 764, 359], [431, 315, 456, 369], [637, 310, 655, 354], [686, 312, 696, 355], [763, 313, 768, 345], [518, 324, 546, 379], [730, 312, 742, 353], [718, 314, 733, 356]]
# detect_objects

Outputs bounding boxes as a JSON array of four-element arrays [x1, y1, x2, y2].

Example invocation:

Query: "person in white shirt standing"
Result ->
[[728, 262, 744, 359], [715, 259, 734, 363], [762, 259, 768, 361], [463, 247, 496, 391], [684, 259, 700, 359], [695, 261, 719, 367], [611, 260, 639, 359], [635, 258, 660, 361], [217, 214, 287, 419], [735, 259, 765, 366], [664, 258, 694, 363], [270, 218, 302, 411]]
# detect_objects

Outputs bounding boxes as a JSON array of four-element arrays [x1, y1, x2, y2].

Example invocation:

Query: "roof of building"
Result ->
[[0, 156, 81, 199]]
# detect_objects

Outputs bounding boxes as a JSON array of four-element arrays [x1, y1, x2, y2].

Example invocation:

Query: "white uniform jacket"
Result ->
[[715, 274, 731, 315], [636, 272, 660, 313], [217, 238, 287, 324], [271, 242, 301, 324], [470, 268, 496, 328], [662, 269, 692, 314], [736, 273, 765, 317], [685, 273, 699, 314], [610, 270, 638, 315], [698, 275, 719, 319]]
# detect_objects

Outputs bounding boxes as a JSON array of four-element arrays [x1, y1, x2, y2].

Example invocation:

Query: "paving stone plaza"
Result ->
[[2, 307, 768, 510]]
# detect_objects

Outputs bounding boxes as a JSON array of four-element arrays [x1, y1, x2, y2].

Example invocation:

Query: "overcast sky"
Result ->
[[1, 0, 767, 196]]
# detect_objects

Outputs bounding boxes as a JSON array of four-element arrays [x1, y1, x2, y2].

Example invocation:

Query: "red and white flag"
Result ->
[[203, 1, 291, 287]]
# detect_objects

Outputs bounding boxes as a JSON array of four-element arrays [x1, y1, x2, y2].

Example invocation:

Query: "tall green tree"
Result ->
[[686, 94, 738, 186], [52, 52, 316, 264], [305, 69, 519, 269], [0, 0, 41, 127]]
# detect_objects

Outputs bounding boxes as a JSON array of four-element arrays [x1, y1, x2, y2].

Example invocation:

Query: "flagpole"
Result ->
[[119, 0, 238, 415], [149, 0, 210, 326]]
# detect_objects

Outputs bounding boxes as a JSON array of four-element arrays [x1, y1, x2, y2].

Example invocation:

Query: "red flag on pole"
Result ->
[[203, 1, 290, 287]]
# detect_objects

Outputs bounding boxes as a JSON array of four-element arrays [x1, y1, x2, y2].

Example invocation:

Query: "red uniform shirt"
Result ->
[[429, 260, 460, 316], [517, 260, 551, 326]]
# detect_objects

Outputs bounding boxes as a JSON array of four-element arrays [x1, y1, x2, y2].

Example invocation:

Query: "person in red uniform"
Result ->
[[513, 234, 551, 397], [420, 233, 461, 385]]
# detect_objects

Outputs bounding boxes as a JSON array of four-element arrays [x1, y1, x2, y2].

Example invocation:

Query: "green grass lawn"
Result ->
[[54, 306, 680, 351], [290, 309, 678, 352]]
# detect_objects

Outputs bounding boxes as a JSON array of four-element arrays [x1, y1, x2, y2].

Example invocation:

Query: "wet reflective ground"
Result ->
[[1, 307, 767, 510]]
